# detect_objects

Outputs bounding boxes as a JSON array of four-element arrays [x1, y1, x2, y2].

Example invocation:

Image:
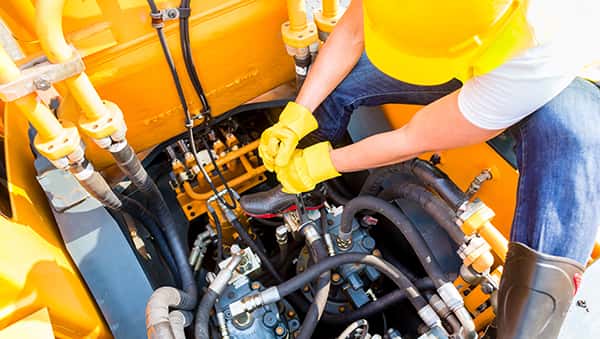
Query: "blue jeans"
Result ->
[[311, 53, 600, 264]]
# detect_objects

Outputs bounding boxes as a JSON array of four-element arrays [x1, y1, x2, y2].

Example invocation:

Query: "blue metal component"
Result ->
[[297, 208, 381, 312], [218, 279, 300, 339]]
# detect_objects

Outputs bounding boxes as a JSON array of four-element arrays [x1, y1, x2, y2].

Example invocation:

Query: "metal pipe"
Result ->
[[286, 0, 308, 31], [322, 0, 339, 18], [35, 0, 109, 121]]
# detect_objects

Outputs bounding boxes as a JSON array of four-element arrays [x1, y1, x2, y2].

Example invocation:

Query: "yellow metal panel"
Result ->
[[56, 0, 294, 169], [0, 104, 110, 338]]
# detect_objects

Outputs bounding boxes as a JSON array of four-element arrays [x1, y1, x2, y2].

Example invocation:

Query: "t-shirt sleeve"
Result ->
[[458, 45, 579, 130]]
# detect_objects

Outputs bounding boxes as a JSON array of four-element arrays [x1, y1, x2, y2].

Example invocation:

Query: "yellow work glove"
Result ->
[[276, 141, 341, 194], [258, 102, 318, 171]]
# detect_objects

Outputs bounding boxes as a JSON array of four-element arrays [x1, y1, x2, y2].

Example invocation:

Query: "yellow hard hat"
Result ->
[[363, 0, 535, 85]]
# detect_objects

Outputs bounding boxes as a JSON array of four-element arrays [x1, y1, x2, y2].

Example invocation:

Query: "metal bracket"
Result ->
[[0, 50, 85, 102]]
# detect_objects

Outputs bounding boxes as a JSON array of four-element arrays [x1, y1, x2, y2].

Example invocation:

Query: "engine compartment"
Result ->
[[133, 107, 505, 338], [2, 1, 585, 338]]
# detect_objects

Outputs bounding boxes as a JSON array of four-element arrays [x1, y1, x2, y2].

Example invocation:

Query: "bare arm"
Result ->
[[295, 0, 364, 111], [330, 90, 504, 172]]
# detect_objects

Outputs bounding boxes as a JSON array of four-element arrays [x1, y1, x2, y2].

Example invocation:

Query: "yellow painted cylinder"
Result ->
[[14, 95, 64, 141], [65, 74, 108, 121], [0, 47, 21, 84], [480, 221, 508, 261], [322, 0, 339, 18], [286, 0, 308, 32], [35, 0, 72, 63], [35, 0, 108, 122]]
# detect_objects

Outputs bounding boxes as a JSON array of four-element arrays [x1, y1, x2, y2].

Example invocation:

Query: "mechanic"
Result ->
[[258, 0, 600, 338]]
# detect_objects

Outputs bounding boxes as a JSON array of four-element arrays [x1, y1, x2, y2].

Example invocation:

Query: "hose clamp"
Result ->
[[0, 48, 84, 102]]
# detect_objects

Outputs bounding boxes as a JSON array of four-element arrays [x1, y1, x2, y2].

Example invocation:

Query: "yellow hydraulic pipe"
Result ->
[[0, 47, 64, 142], [35, 0, 108, 121], [286, 0, 308, 32], [0, 46, 21, 84], [322, 0, 339, 18]]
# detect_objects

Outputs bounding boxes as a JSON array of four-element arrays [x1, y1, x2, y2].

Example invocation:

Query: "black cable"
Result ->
[[208, 209, 223, 261], [198, 134, 237, 210], [146, 0, 237, 210], [179, 0, 210, 113]]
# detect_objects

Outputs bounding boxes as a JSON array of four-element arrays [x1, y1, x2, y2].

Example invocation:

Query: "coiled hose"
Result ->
[[338, 196, 448, 288], [378, 183, 465, 245], [359, 158, 468, 211]]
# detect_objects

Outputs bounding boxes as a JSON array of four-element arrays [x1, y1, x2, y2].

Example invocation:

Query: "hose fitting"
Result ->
[[229, 286, 281, 318]]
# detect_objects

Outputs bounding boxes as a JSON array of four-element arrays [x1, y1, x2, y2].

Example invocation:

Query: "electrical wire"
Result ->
[[179, 0, 210, 113], [146, 0, 237, 210], [207, 209, 224, 261]]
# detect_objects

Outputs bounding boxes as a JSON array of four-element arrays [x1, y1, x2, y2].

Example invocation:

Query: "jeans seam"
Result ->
[[512, 125, 528, 243]]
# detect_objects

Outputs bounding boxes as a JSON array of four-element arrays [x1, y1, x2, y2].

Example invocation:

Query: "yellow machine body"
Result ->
[[0, 1, 597, 338]]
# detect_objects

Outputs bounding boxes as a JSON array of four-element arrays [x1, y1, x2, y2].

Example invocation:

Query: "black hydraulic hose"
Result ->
[[277, 253, 430, 314], [378, 183, 465, 245], [111, 144, 197, 307], [120, 195, 181, 287], [359, 159, 468, 211], [324, 181, 349, 206], [338, 196, 448, 288], [320, 207, 328, 236], [194, 289, 218, 339], [298, 237, 331, 339], [179, 0, 210, 113], [231, 219, 283, 282], [319, 278, 436, 324]]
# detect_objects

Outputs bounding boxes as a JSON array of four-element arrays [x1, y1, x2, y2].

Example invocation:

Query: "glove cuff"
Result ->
[[279, 102, 318, 138], [304, 142, 341, 183]]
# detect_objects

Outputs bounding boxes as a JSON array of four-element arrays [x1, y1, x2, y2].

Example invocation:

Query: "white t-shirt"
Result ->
[[458, 0, 599, 130]]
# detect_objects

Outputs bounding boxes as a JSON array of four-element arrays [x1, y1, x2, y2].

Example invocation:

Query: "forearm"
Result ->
[[330, 91, 504, 172], [295, 0, 364, 111]]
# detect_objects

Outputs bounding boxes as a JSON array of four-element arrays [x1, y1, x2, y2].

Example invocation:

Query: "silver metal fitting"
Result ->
[[336, 235, 352, 251], [283, 211, 301, 233], [436, 282, 464, 312], [456, 199, 493, 225], [301, 224, 321, 244], [417, 304, 442, 329], [216, 312, 230, 339], [208, 251, 242, 295], [324, 233, 336, 257], [229, 286, 281, 318], [465, 169, 493, 198], [428, 294, 451, 319], [275, 225, 288, 245]]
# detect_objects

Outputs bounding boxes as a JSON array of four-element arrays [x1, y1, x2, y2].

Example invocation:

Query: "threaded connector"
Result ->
[[336, 236, 352, 251]]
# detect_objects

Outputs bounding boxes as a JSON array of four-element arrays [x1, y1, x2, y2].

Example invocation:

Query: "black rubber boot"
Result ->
[[496, 242, 584, 339]]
